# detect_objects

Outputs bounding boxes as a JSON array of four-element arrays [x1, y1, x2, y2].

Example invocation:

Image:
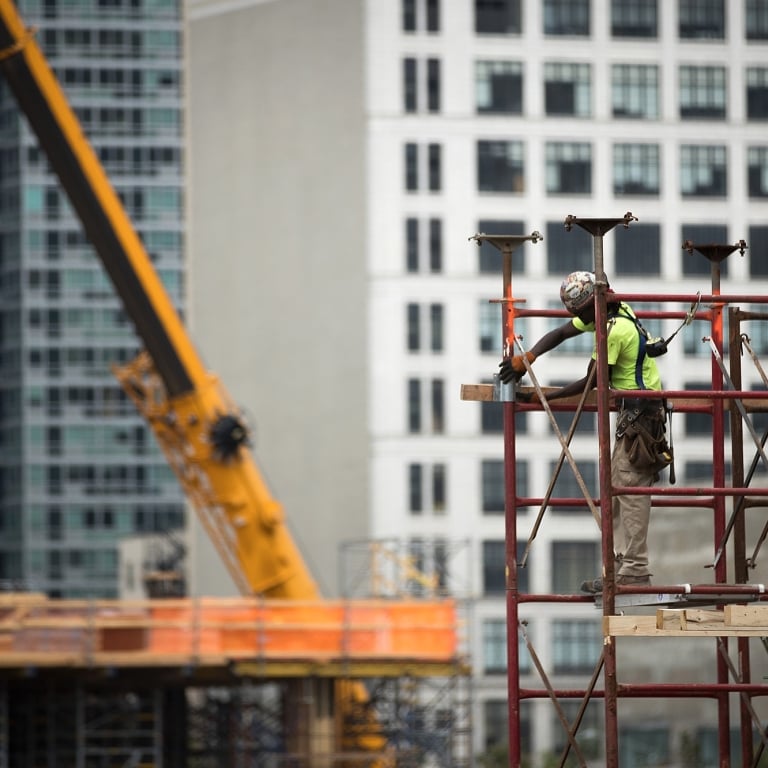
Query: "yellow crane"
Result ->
[[0, 0, 391, 760]]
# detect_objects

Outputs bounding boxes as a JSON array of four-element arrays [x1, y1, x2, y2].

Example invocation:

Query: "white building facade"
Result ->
[[187, 0, 768, 764]]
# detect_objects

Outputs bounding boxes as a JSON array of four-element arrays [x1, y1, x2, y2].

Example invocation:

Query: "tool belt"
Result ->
[[616, 396, 674, 479]]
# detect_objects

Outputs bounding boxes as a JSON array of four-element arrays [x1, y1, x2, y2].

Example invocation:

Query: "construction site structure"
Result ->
[[0, 1, 472, 764], [462, 216, 768, 767]]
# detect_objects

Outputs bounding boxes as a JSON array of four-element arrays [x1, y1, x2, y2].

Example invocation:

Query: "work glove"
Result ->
[[516, 390, 542, 404], [498, 351, 536, 384]]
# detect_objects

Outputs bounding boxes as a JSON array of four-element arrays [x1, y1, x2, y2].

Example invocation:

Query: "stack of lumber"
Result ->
[[605, 604, 768, 636]]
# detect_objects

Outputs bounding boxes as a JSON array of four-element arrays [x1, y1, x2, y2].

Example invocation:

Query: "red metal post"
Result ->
[[564, 214, 637, 768], [470, 231, 541, 768]]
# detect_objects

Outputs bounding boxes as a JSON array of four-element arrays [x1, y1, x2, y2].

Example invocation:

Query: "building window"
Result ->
[[406, 303, 444, 352], [407, 379, 421, 432], [479, 302, 499, 353], [748, 147, 768, 198], [549, 460, 597, 513], [477, 140, 525, 193], [546, 142, 592, 194], [476, 60, 523, 114], [475, 0, 521, 34], [612, 64, 659, 119], [619, 727, 670, 766], [680, 145, 726, 197], [614, 222, 661, 276], [406, 217, 443, 273], [402, 57, 440, 111], [546, 304, 594, 354], [747, 68, 768, 120], [483, 618, 531, 674], [749, 226, 768, 277], [544, 0, 589, 35], [406, 218, 419, 272], [407, 303, 420, 351], [611, 0, 658, 37], [431, 379, 444, 432], [428, 58, 441, 111], [482, 540, 528, 593], [552, 619, 602, 673], [554, 703, 603, 759], [429, 304, 444, 351], [428, 219, 442, 271], [403, 0, 416, 31], [403, 58, 417, 112], [484, 700, 533, 754], [407, 378, 444, 433], [613, 143, 660, 196], [480, 397, 528, 434], [428, 143, 441, 190], [746, 0, 768, 40], [405, 143, 418, 190], [408, 462, 447, 514], [552, 541, 599, 593], [402, 0, 440, 33], [482, 459, 505, 513], [544, 63, 591, 117], [546, 222, 592, 274], [483, 618, 507, 673], [684, 381, 713, 433], [477, 219, 527, 273], [683, 461, 715, 484], [405, 142, 442, 191], [681, 224, 729, 276], [549, 379, 596, 435], [679, 66, 726, 119], [678, 0, 725, 40]]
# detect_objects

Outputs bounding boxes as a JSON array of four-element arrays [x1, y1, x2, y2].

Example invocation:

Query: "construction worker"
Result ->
[[499, 271, 672, 592]]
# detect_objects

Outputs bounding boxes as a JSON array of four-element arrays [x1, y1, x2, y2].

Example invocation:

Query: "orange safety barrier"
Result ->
[[0, 596, 460, 666]]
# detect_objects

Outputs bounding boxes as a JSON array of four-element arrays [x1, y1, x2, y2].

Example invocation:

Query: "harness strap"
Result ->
[[610, 307, 648, 390]]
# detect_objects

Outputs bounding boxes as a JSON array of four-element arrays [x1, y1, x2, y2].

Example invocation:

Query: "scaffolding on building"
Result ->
[[463, 216, 768, 768]]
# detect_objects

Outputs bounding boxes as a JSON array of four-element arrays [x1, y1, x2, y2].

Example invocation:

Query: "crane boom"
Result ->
[[0, 0, 319, 600]]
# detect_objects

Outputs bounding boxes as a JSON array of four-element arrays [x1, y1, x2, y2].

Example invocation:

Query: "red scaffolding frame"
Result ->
[[467, 217, 768, 768]]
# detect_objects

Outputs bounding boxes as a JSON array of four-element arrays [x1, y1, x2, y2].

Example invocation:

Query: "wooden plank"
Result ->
[[605, 615, 659, 635], [460, 384, 495, 402], [657, 609, 725, 631], [681, 609, 725, 630], [657, 609, 684, 630], [606, 615, 768, 637], [724, 604, 768, 627]]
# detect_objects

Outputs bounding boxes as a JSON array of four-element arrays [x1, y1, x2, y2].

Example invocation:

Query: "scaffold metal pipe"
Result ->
[[520, 684, 768, 699]]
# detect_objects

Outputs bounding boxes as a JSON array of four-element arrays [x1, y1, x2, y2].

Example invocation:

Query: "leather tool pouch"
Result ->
[[616, 406, 673, 477]]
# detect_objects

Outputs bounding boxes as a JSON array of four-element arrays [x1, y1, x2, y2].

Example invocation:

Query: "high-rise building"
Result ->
[[0, 0, 186, 597], [187, 0, 768, 760], [10, 0, 768, 761]]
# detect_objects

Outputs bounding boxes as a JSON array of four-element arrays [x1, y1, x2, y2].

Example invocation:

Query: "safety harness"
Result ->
[[609, 304, 676, 483], [608, 305, 653, 390]]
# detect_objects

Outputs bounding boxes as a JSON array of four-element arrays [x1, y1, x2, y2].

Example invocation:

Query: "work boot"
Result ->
[[580, 574, 651, 593]]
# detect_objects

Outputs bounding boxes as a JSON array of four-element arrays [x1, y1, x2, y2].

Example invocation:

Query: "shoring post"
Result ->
[[470, 231, 541, 768], [684, 239, 747, 767], [565, 212, 637, 768], [729, 305, 754, 768]]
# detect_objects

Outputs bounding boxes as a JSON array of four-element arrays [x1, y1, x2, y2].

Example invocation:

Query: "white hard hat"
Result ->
[[560, 271, 596, 314]]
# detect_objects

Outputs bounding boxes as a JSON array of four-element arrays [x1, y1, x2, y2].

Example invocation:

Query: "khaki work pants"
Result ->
[[611, 434, 656, 577]]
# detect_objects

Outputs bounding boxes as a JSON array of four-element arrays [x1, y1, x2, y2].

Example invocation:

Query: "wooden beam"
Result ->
[[724, 604, 768, 627], [606, 614, 768, 637]]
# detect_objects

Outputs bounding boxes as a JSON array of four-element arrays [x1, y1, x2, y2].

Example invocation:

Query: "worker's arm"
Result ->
[[542, 359, 603, 401], [528, 320, 583, 358], [499, 320, 583, 382]]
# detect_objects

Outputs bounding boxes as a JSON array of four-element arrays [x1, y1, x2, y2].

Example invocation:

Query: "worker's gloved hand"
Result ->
[[516, 390, 542, 404], [498, 351, 536, 383]]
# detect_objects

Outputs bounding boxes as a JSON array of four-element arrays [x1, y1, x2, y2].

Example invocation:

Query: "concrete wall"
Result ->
[[185, 0, 369, 596]]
